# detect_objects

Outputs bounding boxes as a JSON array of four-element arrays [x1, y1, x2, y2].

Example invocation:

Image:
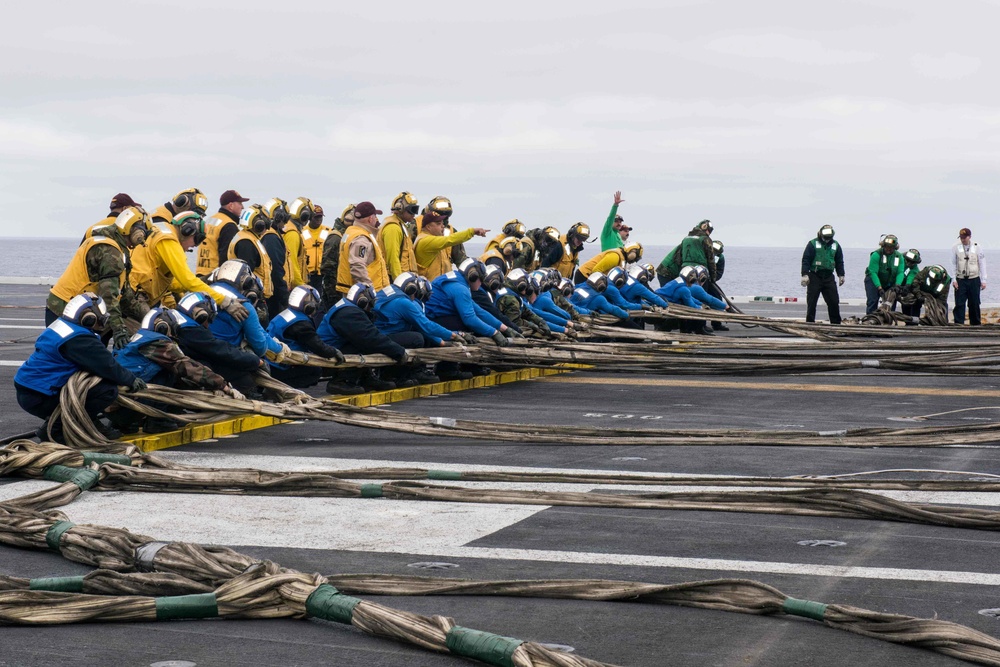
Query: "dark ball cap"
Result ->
[[422, 211, 445, 225], [354, 201, 383, 218], [220, 190, 250, 206], [959, 227, 972, 238], [110, 193, 136, 210]]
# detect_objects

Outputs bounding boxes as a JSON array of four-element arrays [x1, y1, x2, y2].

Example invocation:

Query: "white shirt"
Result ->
[[952, 242, 987, 282]]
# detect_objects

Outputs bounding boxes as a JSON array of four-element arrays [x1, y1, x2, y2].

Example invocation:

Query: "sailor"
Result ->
[[207, 260, 288, 364], [414, 196, 467, 267], [301, 204, 331, 294], [473, 264, 522, 334], [112, 307, 243, 433], [320, 204, 355, 308], [228, 204, 274, 316], [317, 284, 420, 392], [374, 272, 474, 348], [800, 225, 845, 324], [337, 201, 391, 296], [570, 272, 630, 320], [496, 269, 557, 338], [426, 258, 515, 346], [603, 267, 645, 312], [704, 240, 729, 331], [484, 219, 527, 253], [149, 188, 209, 224], [283, 197, 314, 290], [599, 191, 626, 251], [378, 192, 419, 281], [952, 227, 988, 325], [898, 249, 923, 320], [542, 223, 589, 279], [267, 285, 346, 388], [129, 211, 248, 322], [196, 189, 249, 277], [575, 242, 643, 284], [15, 293, 143, 442], [414, 211, 488, 281], [259, 198, 292, 317], [655, 265, 730, 334], [171, 291, 265, 397], [512, 233, 537, 271], [49, 205, 151, 349], [620, 264, 668, 308], [863, 234, 904, 314], [657, 220, 715, 286], [480, 236, 520, 274], [529, 270, 580, 325], [913, 264, 952, 325], [82, 193, 140, 240]]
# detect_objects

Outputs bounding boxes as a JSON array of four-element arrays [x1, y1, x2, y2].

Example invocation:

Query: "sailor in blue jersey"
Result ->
[[267, 285, 346, 389], [172, 291, 265, 396], [655, 265, 730, 335], [207, 260, 287, 362], [15, 292, 143, 442], [473, 264, 522, 334], [525, 271, 573, 332], [494, 269, 557, 337], [318, 283, 421, 392], [425, 259, 516, 347], [570, 272, 630, 320], [620, 265, 668, 308], [604, 267, 646, 312], [555, 276, 590, 317]]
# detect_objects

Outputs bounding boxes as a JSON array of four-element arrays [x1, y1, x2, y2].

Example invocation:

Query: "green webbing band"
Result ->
[[305, 584, 361, 624], [445, 626, 524, 667], [783, 597, 828, 621], [155, 593, 219, 621], [43, 465, 78, 483], [428, 470, 463, 480], [29, 576, 85, 592], [82, 452, 132, 466], [45, 521, 75, 551], [360, 484, 383, 498], [69, 469, 100, 491]]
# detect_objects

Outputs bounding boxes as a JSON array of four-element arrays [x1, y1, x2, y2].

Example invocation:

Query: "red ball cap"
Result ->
[[959, 227, 972, 238], [354, 201, 383, 218], [109, 193, 136, 210], [220, 190, 250, 206]]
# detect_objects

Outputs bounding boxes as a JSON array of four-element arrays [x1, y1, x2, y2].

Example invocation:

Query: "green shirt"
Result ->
[[599, 203, 623, 251]]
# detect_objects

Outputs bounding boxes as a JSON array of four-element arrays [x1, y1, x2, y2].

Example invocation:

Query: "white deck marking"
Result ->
[[0, 325, 42, 330], [0, 361, 24, 367]]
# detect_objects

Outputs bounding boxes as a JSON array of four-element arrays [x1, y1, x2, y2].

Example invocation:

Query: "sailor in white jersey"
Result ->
[[951, 227, 987, 325]]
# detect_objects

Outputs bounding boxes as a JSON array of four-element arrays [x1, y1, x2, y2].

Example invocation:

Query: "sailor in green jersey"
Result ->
[[898, 249, 922, 320], [599, 191, 626, 251], [863, 234, 904, 314], [800, 225, 845, 324]]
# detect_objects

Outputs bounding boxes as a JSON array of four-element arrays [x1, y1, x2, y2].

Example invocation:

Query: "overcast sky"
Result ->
[[1, 0, 997, 248]]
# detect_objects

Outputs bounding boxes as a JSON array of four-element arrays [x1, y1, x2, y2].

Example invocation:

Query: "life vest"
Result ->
[[283, 222, 308, 288], [113, 329, 171, 382], [577, 249, 625, 279], [811, 240, 839, 273], [14, 319, 97, 396], [679, 235, 711, 267], [552, 235, 581, 278], [866, 251, 902, 286], [376, 215, 416, 278], [316, 299, 358, 348], [480, 248, 512, 273], [150, 204, 174, 224], [656, 244, 682, 281], [483, 233, 507, 254], [196, 212, 238, 277], [414, 232, 453, 282], [261, 228, 293, 286], [83, 216, 116, 242], [266, 308, 311, 369], [129, 223, 180, 305], [50, 236, 126, 304], [228, 230, 274, 298], [955, 243, 981, 279], [372, 286, 413, 333], [301, 226, 331, 276], [337, 225, 389, 293], [207, 283, 250, 346]]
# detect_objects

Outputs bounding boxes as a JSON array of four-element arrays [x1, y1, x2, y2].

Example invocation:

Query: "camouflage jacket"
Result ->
[[137, 337, 228, 390]]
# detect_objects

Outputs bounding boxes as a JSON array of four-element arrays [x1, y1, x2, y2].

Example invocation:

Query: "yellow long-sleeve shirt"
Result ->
[[130, 225, 226, 306], [578, 249, 626, 279], [283, 223, 307, 288], [414, 227, 477, 281]]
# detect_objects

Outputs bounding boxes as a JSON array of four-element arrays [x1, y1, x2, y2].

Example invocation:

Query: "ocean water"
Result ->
[[0, 237, 956, 300]]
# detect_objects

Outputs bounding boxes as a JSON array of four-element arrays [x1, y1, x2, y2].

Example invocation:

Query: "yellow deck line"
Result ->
[[538, 375, 1000, 398], [125, 366, 572, 453]]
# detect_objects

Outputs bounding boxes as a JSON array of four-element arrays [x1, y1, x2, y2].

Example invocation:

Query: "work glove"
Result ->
[[800, 275, 809, 287], [225, 385, 246, 401], [112, 327, 132, 350], [491, 330, 510, 347], [460, 332, 478, 345], [838, 275, 845, 286], [329, 348, 346, 364], [221, 295, 250, 322], [509, 329, 526, 339], [267, 341, 292, 363], [400, 350, 416, 364], [128, 377, 147, 393]]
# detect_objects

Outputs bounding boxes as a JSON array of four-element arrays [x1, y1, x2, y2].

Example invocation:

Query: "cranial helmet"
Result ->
[[392, 192, 419, 215], [819, 225, 835, 242], [213, 260, 261, 303], [694, 265, 709, 285], [559, 277, 574, 297], [393, 271, 421, 298], [288, 197, 314, 226], [62, 292, 110, 331], [505, 268, 530, 295], [502, 219, 526, 238], [177, 292, 218, 326], [288, 285, 321, 316], [172, 188, 208, 215], [340, 204, 356, 225], [458, 258, 487, 284], [627, 264, 649, 285], [712, 239, 724, 256], [586, 271, 609, 293], [140, 307, 174, 336], [567, 222, 591, 244], [499, 236, 520, 256], [542, 226, 561, 243], [528, 270, 546, 293], [904, 248, 921, 265], [679, 265, 699, 286], [345, 283, 376, 311], [114, 206, 151, 245], [698, 219, 714, 234], [172, 211, 206, 245], [881, 234, 899, 252], [264, 198, 289, 227], [606, 266, 627, 288], [482, 264, 503, 292], [240, 205, 269, 235], [426, 196, 453, 218], [622, 242, 643, 263], [416, 276, 433, 303]]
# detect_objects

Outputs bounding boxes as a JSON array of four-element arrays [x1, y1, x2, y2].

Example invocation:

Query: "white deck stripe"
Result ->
[[0, 325, 42, 330], [0, 361, 24, 367]]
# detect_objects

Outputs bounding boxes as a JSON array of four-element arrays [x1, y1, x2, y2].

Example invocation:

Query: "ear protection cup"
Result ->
[[79, 311, 98, 329], [174, 193, 189, 210]]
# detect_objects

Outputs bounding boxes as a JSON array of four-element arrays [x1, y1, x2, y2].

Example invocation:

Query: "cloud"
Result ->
[[911, 52, 982, 80], [704, 33, 877, 65]]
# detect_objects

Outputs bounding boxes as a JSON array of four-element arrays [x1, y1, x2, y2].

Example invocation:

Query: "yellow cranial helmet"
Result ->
[[114, 205, 151, 238], [623, 241, 643, 262], [172, 188, 208, 215], [427, 196, 453, 217], [239, 205, 269, 235], [392, 192, 419, 214], [288, 197, 314, 224], [341, 204, 356, 225], [502, 219, 526, 237]]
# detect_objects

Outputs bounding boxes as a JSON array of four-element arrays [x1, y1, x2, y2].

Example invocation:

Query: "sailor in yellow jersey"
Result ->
[[413, 196, 467, 267], [320, 204, 354, 307], [377, 191, 419, 282], [301, 203, 331, 293], [574, 242, 643, 284], [414, 211, 488, 281], [480, 236, 520, 274], [149, 187, 209, 224], [337, 201, 390, 294], [196, 189, 249, 277], [283, 197, 314, 290], [260, 198, 292, 317], [82, 193, 140, 242], [129, 211, 249, 322], [545, 223, 589, 279], [49, 206, 151, 349], [228, 204, 274, 302], [484, 219, 526, 253]]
